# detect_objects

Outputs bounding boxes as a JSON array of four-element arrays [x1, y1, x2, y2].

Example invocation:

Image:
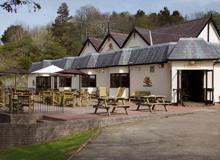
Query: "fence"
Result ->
[[1, 89, 64, 114]]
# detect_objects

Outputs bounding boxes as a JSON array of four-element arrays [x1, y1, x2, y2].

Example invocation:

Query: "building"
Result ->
[[78, 32, 128, 56], [29, 38, 220, 104], [78, 37, 102, 56], [28, 16, 220, 104], [123, 16, 220, 48]]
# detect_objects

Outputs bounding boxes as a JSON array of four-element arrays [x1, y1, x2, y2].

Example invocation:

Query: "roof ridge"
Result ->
[[110, 31, 128, 36], [153, 16, 210, 31]]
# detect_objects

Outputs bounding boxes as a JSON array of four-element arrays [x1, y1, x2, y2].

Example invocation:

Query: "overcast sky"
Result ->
[[1, 0, 220, 37]]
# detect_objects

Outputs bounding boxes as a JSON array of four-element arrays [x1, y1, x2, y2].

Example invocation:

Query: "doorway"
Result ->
[[181, 70, 204, 102]]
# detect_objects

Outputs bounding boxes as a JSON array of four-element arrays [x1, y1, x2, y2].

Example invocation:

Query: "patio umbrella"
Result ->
[[0, 67, 28, 89], [32, 65, 63, 74]]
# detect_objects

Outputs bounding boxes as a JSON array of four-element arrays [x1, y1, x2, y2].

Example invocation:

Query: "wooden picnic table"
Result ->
[[136, 95, 170, 112], [93, 97, 129, 116]]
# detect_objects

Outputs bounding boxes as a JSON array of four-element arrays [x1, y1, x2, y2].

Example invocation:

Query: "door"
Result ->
[[181, 70, 204, 102], [204, 70, 214, 104]]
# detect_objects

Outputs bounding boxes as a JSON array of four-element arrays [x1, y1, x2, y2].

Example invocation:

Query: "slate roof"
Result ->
[[29, 38, 220, 72], [110, 32, 128, 47], [98, 32, 128, 51], [129, 43, 176, 64], [78, 37, 103, 56], [89, 37, 103, 50], [168, 38, 220, 60], [127, 16, 213, 46]]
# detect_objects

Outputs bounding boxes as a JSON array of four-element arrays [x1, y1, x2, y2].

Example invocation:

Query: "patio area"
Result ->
[[1, 98, 217, 123]]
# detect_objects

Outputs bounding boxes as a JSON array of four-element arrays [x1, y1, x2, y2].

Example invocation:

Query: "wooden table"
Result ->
[[93, 97, 129, 116], [136, 95, 170, 112]]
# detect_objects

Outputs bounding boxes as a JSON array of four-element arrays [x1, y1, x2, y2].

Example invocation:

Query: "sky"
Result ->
[[1, 0, 220, 37]]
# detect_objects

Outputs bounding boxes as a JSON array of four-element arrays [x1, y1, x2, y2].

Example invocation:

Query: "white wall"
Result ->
[[171, 61, 214, 103], [99, 38, 120, 53], [81, 67, 129, 98], [28, 74, 36, 89], [80, 42, 97, 56], [124, 33, 149, 48], [198, 22, 220, 43], [130, 64, 171, 101], [214, 63, 220, 102]]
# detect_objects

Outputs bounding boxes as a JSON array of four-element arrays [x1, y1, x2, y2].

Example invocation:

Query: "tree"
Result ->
[[75, 5, 108, 39], [0, 0, 41, 13], [1, 25, 28, 43]]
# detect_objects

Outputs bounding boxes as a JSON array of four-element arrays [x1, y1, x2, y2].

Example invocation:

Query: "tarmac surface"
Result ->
[[73, 108, 220, 160]]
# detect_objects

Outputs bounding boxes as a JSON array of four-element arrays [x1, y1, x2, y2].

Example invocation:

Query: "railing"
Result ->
[[1, 89, 64, 114]]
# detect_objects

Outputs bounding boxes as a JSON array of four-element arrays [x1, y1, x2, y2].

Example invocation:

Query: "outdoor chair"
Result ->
[[42, 91, 53, 104], [108, 87, 126, 105], [98, 87, 108, 98], [52, 91, 63, 106], [63, 91, 77, 107], [79, 89, 89, 107]]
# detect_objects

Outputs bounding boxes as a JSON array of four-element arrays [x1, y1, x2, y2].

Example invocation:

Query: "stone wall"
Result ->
[[0, 113, 41, 124], [0, 115, 152, 148]]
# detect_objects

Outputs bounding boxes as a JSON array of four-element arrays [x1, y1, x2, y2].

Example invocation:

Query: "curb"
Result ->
[[67, 127, 102, 160]]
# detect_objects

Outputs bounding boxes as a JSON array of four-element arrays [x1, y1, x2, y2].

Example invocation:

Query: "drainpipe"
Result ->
[[212, 60, 218, 104], [128, 62, 133, 99], [149, 30, 153, 46]]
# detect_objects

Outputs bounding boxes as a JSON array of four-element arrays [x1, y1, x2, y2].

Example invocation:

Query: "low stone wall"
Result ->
[[0, 113, 41, 124], [0, 114, 155, 148]]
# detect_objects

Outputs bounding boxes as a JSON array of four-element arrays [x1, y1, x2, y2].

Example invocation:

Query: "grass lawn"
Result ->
[[0, 128, 100, 160]]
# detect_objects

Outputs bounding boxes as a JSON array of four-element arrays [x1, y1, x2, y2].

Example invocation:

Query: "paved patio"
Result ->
[[41, 99, 220, 121], [1, 99, 219, 122]]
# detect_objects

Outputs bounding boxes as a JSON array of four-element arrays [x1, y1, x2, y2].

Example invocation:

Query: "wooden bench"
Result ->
[[130, 91, 151, 102], [136, 95, 170, 112], [93, 97, 130, 116]]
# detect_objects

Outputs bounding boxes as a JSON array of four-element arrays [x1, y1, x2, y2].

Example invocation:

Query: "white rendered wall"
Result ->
[[99, 38, 120, 53], [124, 33, 149, 48], [28, 74, 36, 89], [214, 63, 220, 102], [80, 42, 97, 56], [171, 61, 214, 103], [130, 64, 171, 101], [198, 23, 220, 43]]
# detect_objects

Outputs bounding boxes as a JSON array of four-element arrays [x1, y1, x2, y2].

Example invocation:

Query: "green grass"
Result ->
[[0, 128, 100, 160]]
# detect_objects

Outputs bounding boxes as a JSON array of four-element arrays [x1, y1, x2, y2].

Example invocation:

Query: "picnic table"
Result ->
[[93, 97, 129, 116], [136, 95, 170, 112]]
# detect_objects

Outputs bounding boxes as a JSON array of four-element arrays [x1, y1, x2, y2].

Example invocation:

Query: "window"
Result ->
[[54, 77, 57, 89], [36, 76, 51, 90], [110, 73, 129, 88], [82, 75, 96, 87], [59, 77, 72, 87], [150, 66, 155, 73]]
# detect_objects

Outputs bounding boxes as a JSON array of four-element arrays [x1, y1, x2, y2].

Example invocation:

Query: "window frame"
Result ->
[[59, 76, 72, 87], [81, 75, 96, 87], [36, 76, 51, 90], [110, 73, 129, 88]]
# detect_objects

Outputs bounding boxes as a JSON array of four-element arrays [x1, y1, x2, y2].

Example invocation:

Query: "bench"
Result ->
[[130, 91, 151, 102], [136, 95, 170, 112], [93, 97, 130, 116]]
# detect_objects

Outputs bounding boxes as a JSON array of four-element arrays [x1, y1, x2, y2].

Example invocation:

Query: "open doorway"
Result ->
[[181, 70, 204, 102]]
